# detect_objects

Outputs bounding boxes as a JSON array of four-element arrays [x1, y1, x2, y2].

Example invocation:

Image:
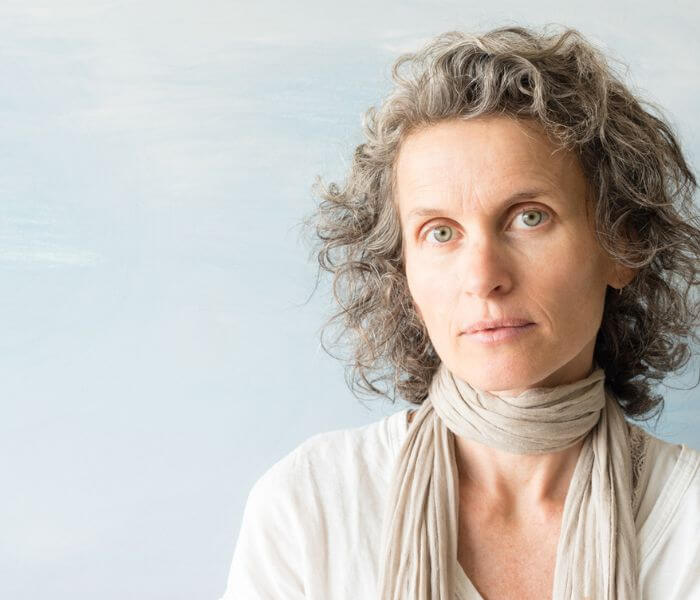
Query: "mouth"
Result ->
[[465, 323, 536, 344]]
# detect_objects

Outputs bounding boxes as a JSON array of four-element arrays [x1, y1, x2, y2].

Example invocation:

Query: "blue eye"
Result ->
[[518, 209, 548, 227], [423, 208, 549, 245], [429, 225, 453, 244]]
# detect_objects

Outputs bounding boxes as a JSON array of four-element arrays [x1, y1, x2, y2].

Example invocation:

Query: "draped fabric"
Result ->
[[377, 361, 638, 599]]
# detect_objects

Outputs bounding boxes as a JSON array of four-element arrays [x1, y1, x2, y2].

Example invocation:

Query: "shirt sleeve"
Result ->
[[218, 459, 307, 600]]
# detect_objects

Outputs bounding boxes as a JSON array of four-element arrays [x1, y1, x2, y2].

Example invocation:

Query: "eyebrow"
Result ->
[[404, 188, 549, 221]]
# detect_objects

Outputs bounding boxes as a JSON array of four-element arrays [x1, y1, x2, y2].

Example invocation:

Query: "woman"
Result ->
[[220, 25, 700, 599]]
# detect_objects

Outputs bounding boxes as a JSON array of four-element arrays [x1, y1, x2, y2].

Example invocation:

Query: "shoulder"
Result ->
[[631, 424, 700, 595], [247, 408, 408, 519], [630, 422, 698, 525], [224, 410, 409, 598], [642, 427, 700, 522], [634, 424, 699, 505]]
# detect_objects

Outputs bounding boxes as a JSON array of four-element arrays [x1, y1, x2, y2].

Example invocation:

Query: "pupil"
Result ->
[[524, 211, 541, 226], [436, 227, 450, 241]]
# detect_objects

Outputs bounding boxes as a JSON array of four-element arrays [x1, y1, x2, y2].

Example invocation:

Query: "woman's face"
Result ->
[[395, 116, 633, 394]]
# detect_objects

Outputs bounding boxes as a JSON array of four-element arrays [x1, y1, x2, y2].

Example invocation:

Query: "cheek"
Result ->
[[405, 257, 454, 325], [530, 247, 608, 333]]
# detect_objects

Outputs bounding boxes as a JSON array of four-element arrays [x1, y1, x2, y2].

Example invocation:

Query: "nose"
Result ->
[[458, 233, 513, 298]]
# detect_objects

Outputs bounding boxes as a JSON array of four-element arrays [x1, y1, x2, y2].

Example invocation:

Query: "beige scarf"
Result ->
[[377, 360, 638, 599]]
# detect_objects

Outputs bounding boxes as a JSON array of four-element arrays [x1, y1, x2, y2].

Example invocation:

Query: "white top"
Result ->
[[220, 408, 700, 599]]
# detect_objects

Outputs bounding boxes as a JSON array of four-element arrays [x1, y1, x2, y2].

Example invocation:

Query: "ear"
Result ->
[[606, 223, 640, 291], [609, 262, 637, 291]]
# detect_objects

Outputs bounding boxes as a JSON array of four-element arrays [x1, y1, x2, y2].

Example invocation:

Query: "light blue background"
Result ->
[[1, 2, 698, 599]]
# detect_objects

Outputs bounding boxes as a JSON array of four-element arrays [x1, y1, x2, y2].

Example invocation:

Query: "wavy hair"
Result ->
[[301, 24, 700, 422]]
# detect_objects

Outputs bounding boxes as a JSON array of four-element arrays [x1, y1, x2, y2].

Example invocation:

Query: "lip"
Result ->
[[465, 323, 536, 344], [462, 318, 534, 334]]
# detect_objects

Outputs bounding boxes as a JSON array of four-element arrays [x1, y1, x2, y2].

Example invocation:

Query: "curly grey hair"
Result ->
[[301, 24, 700, 422]]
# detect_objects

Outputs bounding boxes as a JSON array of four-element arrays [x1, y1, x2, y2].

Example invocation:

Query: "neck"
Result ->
[[454, 434, 584, 521]]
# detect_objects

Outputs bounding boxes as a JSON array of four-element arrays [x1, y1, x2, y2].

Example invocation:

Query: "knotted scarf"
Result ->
[[377, 360, 637, 599]]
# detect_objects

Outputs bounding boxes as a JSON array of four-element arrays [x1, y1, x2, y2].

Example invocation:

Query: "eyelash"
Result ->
[[420, 207, 551, 245]]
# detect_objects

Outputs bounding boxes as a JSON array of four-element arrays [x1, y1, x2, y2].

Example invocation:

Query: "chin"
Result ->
[[451, 369, 528, 394], [449, 354, 553, 394]]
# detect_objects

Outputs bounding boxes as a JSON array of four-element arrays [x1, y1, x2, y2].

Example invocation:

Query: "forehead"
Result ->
[[394, 116, 580, 208]]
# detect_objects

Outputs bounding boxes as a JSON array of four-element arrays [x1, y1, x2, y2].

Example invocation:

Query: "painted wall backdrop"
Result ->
[[1, 1, 697, 598]]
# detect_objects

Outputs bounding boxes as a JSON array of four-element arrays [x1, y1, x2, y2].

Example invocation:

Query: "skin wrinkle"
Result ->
[[304, 28, 700, 600], [395, 115, 635, 516], [307, 27, 700, 426]]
